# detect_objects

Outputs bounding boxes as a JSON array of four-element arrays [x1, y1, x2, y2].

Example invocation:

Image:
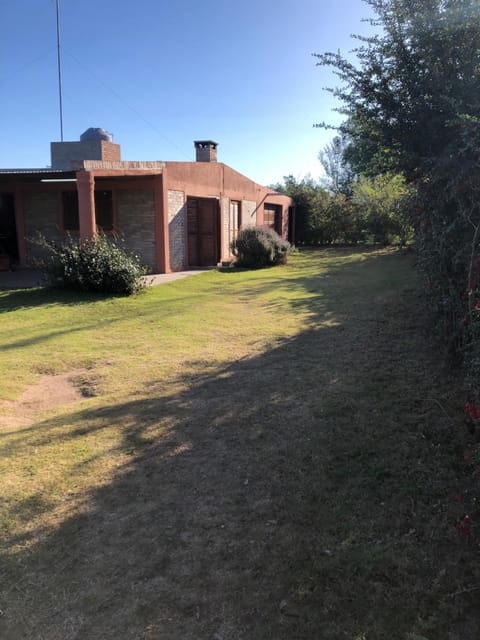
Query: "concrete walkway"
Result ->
[[142, 270, 210, 286], [0, 268, 210, 290]]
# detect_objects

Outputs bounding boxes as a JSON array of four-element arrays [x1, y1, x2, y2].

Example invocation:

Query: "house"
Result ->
[[0, 129, 293, 272]]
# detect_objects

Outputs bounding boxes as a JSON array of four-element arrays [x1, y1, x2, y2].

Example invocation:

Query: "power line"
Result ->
[[0, 48, 56, 86], [55, 0, 64, 141], [63, 50, 191, 160]]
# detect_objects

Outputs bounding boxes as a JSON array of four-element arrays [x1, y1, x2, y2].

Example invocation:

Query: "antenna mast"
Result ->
[[55, 0, 64, 141]]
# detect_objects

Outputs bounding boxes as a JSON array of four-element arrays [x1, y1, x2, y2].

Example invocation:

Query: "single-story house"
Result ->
[[0, 128, 293, 272]]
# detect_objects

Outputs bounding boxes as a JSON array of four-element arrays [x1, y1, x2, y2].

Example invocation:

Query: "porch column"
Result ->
[[76, 171, 96, 240], [154, 171, 171, 273]]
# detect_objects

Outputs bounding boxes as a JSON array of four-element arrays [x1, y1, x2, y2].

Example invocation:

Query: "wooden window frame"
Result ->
[[61, 189, 115, 234]]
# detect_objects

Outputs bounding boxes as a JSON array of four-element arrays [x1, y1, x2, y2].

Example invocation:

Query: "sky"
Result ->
[[0, 0, 376, 186]]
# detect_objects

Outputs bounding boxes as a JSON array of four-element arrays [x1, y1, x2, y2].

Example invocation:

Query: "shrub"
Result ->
[[231, 226, 291, 268], [33, 233, 147, 295]]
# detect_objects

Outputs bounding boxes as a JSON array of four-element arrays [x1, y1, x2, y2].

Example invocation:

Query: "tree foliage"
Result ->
[[315, 0, 480, 396], [352, 173, 414, 245], [272, 176, 329, 244], [319, 136, 356, 195], [273, 173, 412, 246], [315, 0, 480, 181]]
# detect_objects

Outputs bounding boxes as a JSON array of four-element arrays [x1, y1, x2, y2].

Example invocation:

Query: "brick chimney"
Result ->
[[194, 140, 218, 162]]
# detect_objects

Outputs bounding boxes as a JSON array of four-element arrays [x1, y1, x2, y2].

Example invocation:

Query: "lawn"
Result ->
[[0, 248, 477, 639]]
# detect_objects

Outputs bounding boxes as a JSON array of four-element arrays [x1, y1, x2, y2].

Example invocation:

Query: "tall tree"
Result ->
[[319, 136, 356, 195], [315, 0, 480, 180], [272, 176, 329, 244], [351, 172, 413, 245], [315, 0, 480, 386]]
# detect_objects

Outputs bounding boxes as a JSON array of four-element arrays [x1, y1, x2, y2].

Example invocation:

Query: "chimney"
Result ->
[[194, 140, 218, 163]]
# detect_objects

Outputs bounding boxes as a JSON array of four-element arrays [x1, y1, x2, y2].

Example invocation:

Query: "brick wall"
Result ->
[[100, 141, 121, 163], [168, 190, 186, 271], [51, 141, 121, 170], [222, 197, 230, 259], [241, 200, 257, 227], [24, 192, 63, 263], [116, 190, 156, 270]]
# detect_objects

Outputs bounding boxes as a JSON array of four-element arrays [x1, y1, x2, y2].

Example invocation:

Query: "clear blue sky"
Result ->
[[1, 0, 375, 186]]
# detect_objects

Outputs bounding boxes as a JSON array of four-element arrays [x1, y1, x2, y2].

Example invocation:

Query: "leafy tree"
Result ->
[[319, 135, 356, 195], [315, 0, 480, 181], [272, 175, 330, 244], [272, 175, 366, 245], [351, 173, 414, 245], [315, 0, 480, 391]]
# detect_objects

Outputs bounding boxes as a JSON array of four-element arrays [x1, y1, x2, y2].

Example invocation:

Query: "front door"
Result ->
[[187, 198, 219, 266]]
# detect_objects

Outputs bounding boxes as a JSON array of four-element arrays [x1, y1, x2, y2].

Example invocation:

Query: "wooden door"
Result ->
[[187, 198, 219, 266]]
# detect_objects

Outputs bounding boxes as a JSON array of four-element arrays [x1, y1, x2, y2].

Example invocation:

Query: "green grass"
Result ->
[[0, 247, 477, 640]]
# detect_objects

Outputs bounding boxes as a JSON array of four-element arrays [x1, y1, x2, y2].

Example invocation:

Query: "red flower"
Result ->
[[456, 515, 472, 540], [464, 402, 480, 419], [475, 301, 480, 311]]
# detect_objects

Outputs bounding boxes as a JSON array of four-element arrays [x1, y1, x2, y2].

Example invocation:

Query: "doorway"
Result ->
[[0, 193, 19, 266], [186, 197, 220, 266]]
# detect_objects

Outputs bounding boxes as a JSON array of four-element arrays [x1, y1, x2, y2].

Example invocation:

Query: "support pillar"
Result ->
[[154, 171, 171, 273], [76, 171, 96, 240]]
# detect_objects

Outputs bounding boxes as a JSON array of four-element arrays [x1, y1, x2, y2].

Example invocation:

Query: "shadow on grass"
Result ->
[[0, 320, 122, 353], [0, 287, 114, 313], [0, 249, 472, 640]]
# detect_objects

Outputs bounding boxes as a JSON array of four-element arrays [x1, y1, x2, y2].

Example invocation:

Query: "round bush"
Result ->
[[33, 233, 147, 295], [231, 226, 291, 268]]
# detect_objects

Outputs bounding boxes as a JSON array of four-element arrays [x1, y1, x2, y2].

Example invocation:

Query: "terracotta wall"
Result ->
[[166, 161, 291, 241], [2, 160, 292, 273]]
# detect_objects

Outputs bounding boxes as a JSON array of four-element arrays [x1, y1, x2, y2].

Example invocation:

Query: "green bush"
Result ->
[[33, 233, 147, 295], [231, 226, 291, 268]]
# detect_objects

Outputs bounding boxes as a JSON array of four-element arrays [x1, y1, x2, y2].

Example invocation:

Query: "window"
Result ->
[[263, 204, 281, 233], [229, 200, 241, 246], [95, 190, 113, 231], [62, 191, 79, 231], [61, 190, 113, 232]]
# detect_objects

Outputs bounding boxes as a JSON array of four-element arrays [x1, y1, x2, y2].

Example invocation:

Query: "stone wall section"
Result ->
[[168, 190, 186, 271], [51, 141, 121, 170], [116, 189, 156, 270], [241, 200, 257, 228], [222, 197, 230, 259], [24, 192, 63, 263]]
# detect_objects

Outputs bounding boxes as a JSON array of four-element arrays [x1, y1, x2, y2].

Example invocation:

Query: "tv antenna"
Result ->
[[55, 0, 64, 141]]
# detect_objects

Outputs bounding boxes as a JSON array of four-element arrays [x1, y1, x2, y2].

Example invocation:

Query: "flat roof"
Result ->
[[0, 168, 66, 174]]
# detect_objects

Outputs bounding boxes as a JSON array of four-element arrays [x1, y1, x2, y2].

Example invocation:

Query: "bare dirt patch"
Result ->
[[0, 372, 85, 428]]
